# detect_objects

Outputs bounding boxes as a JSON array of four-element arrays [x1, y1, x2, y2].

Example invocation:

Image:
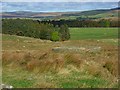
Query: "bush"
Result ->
[[51, 31, 60, 41], [59, 24, 70, 41]]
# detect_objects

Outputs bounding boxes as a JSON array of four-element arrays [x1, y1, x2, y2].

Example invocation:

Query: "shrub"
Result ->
[[59, 24, 70, 41], [51, 31, 60, 41]]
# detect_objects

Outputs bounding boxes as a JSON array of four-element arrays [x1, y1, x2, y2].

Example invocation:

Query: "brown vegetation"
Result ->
[[2, 34, 118, 88]]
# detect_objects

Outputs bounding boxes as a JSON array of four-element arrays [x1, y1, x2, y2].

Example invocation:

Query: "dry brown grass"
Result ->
[[2, 42, 118, 78], [103, 59, 118, 77], [84, 61, 112, 79], [2, 35, 118, 88], [2, 50, 66, 73], [64, 54, 83, 68]]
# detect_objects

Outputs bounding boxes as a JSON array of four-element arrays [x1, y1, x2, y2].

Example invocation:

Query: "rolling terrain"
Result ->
[[1, 7, 119, 20], [1, 2, 119, 89], [2, 28, 118, 88]]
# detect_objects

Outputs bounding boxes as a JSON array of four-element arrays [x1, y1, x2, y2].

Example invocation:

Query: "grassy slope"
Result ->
[[53, 10, 119, 20], [90, 12, 118, 18], [2, 28, 119, 88]]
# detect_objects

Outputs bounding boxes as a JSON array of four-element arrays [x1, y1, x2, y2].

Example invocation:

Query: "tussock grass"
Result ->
[[2, 33, 118, 88]]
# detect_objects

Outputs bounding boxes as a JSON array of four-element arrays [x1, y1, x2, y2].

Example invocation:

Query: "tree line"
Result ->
[[2, 19, 70, 41], [40, 19, 119, 27]]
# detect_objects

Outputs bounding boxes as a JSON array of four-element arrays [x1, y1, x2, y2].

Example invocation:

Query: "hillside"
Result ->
[[2, 28, 118, 88], [1, 11, 67, 18], [1, 7, 119, 20], [61, 8, 119, 20]]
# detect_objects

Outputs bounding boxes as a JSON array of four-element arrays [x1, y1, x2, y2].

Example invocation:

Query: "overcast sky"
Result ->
[[1, 0, 119, 2], [1, 2, 119, 12]]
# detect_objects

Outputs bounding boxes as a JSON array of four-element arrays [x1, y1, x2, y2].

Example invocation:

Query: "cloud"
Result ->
[[1, 2, 118, 12], [1, 0, 119, 2]]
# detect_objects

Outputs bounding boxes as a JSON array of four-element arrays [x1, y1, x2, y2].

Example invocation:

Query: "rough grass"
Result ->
[[2, 28, 119, 88]]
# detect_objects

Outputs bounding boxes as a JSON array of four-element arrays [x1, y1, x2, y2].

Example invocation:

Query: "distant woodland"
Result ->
[[40, 19, 119, 27]]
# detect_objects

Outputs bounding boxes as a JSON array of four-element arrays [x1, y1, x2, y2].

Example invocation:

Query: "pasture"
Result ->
[[2, 28, 119, 88], [70, 28, 118, 40]]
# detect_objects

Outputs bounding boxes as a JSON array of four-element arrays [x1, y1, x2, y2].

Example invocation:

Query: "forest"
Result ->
[[40, 19, 119, 27], [2, 19, 70, 41]]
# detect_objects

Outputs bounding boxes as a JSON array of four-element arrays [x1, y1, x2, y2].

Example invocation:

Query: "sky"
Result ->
[[1, 2, 119, 12], [1, 0, 119, 2]]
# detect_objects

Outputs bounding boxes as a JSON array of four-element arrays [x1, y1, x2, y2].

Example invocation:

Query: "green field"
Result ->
[[2, 28, 119, 88], [70, 28, 118, 40]]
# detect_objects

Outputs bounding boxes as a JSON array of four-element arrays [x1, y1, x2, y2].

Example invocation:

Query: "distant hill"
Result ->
[[61, 9, 110, 17], [1, 7, 119, 20], [61, 7, 119, 19], [1, 11, 67, 18], [110, 7, 120, 10]]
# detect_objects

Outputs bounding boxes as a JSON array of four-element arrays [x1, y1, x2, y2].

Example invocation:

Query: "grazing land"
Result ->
[[2, 28, 118, 88], [70, 28, 118, 40]]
